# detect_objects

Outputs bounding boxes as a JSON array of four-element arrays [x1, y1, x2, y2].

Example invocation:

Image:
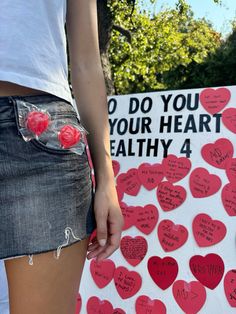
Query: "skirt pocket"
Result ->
[[13, 98, 89, 156]]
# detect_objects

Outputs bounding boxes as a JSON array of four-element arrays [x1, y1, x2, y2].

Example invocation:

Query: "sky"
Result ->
[[139, 0, 236, 36]]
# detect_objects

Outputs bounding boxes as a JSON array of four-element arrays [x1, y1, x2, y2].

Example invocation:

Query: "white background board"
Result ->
[[80, 85, 236, 313]]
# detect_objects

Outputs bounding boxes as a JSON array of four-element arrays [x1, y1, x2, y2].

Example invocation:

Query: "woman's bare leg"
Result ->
[[4, 238, 90, 314]]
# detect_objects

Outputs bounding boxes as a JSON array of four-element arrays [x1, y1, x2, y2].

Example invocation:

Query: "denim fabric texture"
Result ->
[[0, 94, 96, 265]]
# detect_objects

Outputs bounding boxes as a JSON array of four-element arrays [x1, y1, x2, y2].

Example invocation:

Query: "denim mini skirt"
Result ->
[[0, 93, 96, 265]]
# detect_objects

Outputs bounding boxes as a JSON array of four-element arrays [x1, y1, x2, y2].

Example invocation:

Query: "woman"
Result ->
[[0, 0, 123, 313]]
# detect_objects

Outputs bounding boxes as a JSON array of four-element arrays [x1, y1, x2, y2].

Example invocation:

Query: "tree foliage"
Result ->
[[108, 0, 222, 94], [174, 24, 236, 89]]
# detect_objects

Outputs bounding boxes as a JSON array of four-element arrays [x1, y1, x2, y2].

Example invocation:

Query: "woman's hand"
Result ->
[[86, 180, 124, 262]]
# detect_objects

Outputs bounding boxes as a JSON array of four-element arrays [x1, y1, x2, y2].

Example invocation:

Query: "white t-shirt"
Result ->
[[0, 0, 73, 104]]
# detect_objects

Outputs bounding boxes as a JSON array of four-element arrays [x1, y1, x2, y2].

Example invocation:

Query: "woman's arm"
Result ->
[[66, 0, 124, 261]]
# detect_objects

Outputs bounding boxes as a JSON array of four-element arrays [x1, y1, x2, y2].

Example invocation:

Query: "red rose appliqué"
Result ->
[[58, 124, 81, 148], [26, 111, 50, 136]]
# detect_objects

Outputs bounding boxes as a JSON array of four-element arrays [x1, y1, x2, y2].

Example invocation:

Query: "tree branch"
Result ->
[[112, 24, 132, 43]]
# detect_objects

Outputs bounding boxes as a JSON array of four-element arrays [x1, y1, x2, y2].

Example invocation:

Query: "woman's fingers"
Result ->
[[86, 207, 109, 259], [95, 212, 123, 261], [95, 230, 121, 261], [87, 186, 124, 261], [87, 242, 99, 251], [94, 207, 108, 247], [86, 242, 108, 259], [86, 220, 122, 260]]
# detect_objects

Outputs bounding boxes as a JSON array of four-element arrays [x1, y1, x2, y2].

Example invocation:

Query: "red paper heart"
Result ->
[[75, 292, 82, 314], [156, 181, 186, 211], [201, 138, 234, 169], [222, 108, 236, 134], [135, 204, 159, 235], [189, 253, 225, 289], [137, 162, 164, 190], [120, 236, 148, 266], [158, 219, 188, 252], [172, 280, 206, 314], [120, 202, 135, 230], [200, 87, 231, 114], [113, 266, 142, 299], [221, 183, 236, 216], [224, 269, 236, 307], [162, 154, 191, 183], [135, 295, 166, 314], [87, 296, 113, 314], [26, 110, 50, 136], [192, 213, 226, 247], [90, 259, 115, 288], [113, 309, 126, 314], [112, 160, 120, 177], [189, 167, 222, 198], [226, 158, 236, 183], [117, 168, 141, 196], [147, 256, 178, 290]]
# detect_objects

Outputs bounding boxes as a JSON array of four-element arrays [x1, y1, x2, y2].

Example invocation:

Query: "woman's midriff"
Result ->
[[0, 81, 51, 96]]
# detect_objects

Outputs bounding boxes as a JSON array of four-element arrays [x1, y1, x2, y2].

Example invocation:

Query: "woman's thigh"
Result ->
[[4, 237, 90, 314]]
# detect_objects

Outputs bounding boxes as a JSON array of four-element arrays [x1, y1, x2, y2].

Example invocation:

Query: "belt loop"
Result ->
[[11, 97, 22, 136], [8, 96, 14, 104]]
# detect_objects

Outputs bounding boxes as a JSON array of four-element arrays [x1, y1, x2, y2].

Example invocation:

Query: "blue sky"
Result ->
[[139, 0, 236, 36]]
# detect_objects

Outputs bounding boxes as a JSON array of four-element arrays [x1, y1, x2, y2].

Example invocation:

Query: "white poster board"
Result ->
[[79, 85, 236, 314]]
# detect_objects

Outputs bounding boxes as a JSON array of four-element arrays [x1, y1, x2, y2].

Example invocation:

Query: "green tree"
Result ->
[[173, 23, 236, 89], [109, 0, 221, 94]]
